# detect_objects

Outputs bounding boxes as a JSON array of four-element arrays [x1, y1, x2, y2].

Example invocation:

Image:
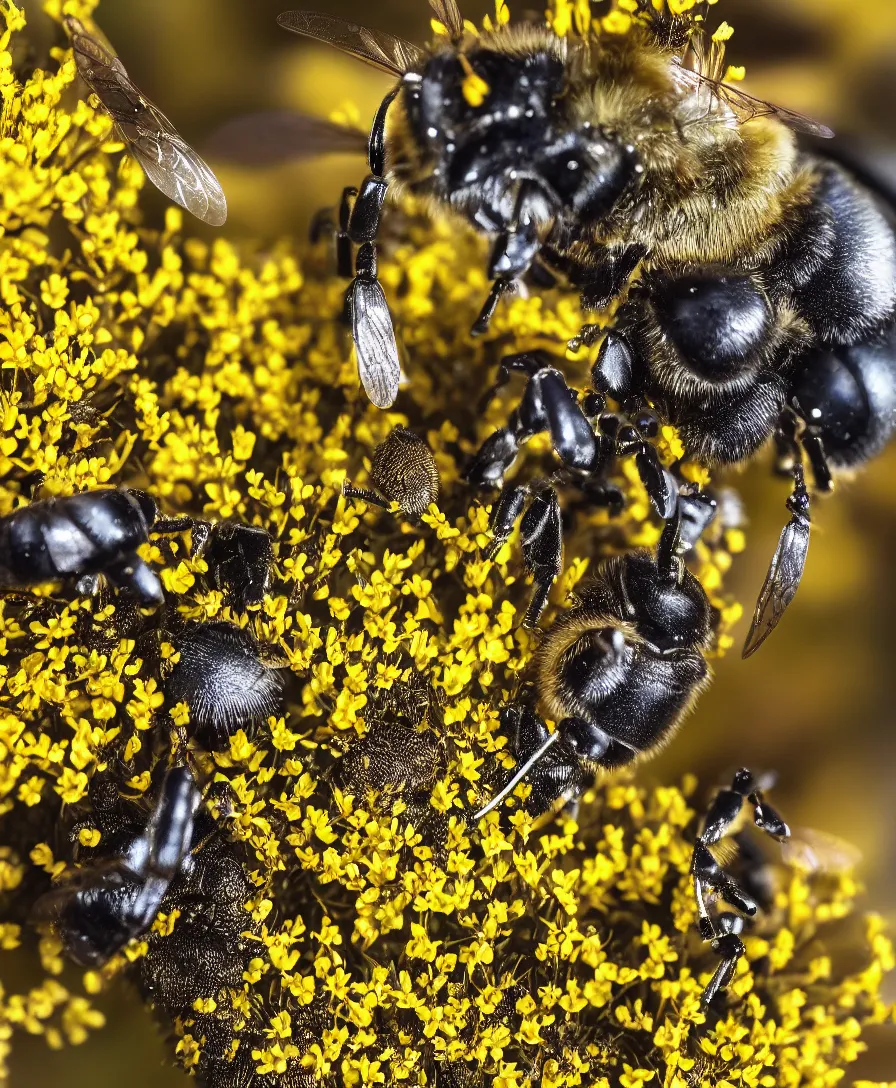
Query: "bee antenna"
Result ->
[[474, 731, 559, 819]]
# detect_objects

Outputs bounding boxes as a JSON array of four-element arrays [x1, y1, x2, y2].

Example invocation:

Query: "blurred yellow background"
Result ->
[[10, 0, 896, 1082]]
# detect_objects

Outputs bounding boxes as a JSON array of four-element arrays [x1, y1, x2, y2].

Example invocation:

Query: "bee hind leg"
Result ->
[[692, 768, 791, 1006]]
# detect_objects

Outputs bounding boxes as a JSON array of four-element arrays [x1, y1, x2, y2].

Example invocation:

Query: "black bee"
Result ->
[[35, 766, 201, 967], [64, 15, 227, 225], [475, 515, 712, 819], [0, 488, 274, 611], [0, 488, 168, 604], [165, 621, 286, 750], [343, 425, 440, 519]]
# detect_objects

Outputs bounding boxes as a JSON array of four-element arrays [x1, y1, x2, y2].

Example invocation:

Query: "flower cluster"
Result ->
[[0, 0, 892, 1086]]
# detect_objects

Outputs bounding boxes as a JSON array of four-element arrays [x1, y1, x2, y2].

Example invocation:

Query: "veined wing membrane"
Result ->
[[204, 111, 367, 167], [742, 515, 810, 657], [277, 11, 424, 76], [429, 0, 465, 39], [674, 65, 834, 139], [351, 278, 401, 409], [64, 16, 227, 225]]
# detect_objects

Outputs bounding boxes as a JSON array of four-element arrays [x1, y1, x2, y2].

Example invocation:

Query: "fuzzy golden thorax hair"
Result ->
[[386, 19, 807, 270]]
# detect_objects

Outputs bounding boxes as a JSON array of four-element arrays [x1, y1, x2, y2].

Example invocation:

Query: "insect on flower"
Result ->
[[64, 15, 227, 226], [246, 0, 896, 656]]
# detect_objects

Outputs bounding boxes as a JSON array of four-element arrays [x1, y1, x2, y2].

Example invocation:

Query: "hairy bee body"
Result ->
[[537, 552, 713, 771], [388, 21, 801, 274]]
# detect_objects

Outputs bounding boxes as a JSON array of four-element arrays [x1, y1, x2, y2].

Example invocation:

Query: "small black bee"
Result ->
[[64, 15, 227, 225], [0, 488, 274, 611], [0, 489, 167, 604], [344, 425, 440, 519], [165, 621, 286, 750], [475, 515, 712, 819], [35, 766, 201, 967]]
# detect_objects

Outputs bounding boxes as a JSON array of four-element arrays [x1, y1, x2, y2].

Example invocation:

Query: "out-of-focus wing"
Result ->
[[204, 111, 368, 167], [781, 827, 863, 874], [64, 16, 227, 225], [350, 279, 401, 408], [277, 11, 425, 76], [674, 65, 835, 139], [429, 0, 465, 39], [742, 516, 810, 657]]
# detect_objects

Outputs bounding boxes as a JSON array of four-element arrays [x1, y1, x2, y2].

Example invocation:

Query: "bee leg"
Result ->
[[342, 483, 390, 511], [702, 913, 746, 1007], [104, 553, 164, 606], [335, 187, 358, 278], [465, 427, 522, 489], [692, 768, 790, 1005], [590, 330, 635, 398], [798, 426, 834, 493], [519, 485, 562, 626], [344, 88, 402, 409], [656, 501, 683, 583], [472, 277, 515, 336], [308, 206, 336, 245], [600, 413, 677, 519], [484, 483, 528, 560], [577, 244, 647, 313]]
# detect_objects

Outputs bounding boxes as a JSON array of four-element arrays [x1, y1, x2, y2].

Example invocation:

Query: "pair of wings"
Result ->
[[64, 16, 227, 226]]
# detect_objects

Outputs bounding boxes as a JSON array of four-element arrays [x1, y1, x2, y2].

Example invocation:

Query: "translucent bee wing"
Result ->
[[350, 279, 401, 409], [780, 828, 863, 874], [742, 516, 810, 657], [428, 0, 465, 40], [204, 111, 368, 167], [276, 11, 425, 77], [64, 17, 227, 225], [674, 66, 835, 139], [121, 114, 228, 226]]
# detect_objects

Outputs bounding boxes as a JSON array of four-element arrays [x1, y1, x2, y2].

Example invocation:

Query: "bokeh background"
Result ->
[[8, 0, 896, 1083]]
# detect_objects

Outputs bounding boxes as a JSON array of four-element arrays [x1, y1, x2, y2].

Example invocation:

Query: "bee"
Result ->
[[268, 0, 896, 653], [165, 621, 286, 751], [34, 766, 201, 967], [343, 425, 440, 519], [63, 15, 227, 226], [0, 488, 171, 605], [0, 488, 274, 611], [475, 513, 713, 819]]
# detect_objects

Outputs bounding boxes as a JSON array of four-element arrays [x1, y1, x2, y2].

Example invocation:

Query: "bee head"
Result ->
[[404, 47, 637, 239]]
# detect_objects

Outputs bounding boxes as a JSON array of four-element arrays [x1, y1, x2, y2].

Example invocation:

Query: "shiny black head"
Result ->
[[403, 47, 637, 239]]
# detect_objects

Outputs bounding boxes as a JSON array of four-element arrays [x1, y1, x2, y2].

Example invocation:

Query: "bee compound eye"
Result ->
[[561, 717, 610, 762], [166, 622, 284, 748]]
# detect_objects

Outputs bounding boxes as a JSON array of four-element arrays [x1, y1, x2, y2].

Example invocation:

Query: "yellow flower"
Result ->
[[0, 2, 890, 1086]]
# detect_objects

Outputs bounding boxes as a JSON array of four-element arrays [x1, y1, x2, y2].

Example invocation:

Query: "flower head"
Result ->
[[0, 2, 891, 1086]]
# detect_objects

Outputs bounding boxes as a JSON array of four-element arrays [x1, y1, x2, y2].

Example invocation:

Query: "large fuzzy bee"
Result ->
[[210, 0, 896, 653]]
